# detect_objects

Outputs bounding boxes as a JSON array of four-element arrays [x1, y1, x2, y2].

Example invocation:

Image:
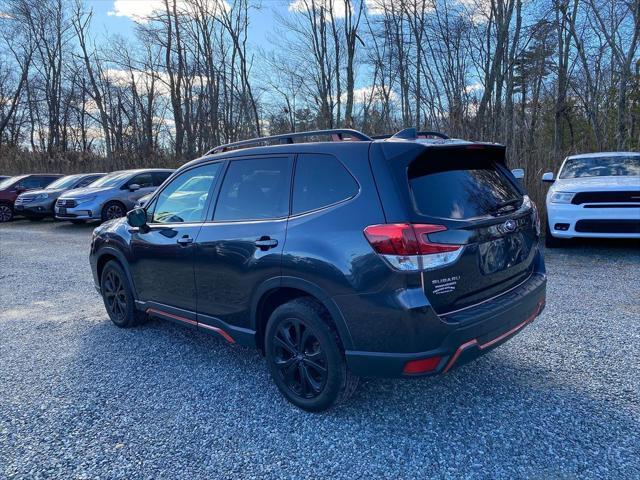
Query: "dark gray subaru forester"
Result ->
[[90, 128, 546, 411]]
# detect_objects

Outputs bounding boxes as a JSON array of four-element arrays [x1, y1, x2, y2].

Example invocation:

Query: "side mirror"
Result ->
[[511, 168, 525, 180], [541, 172, 554, 183], [127, 207, 147, 228], [129, 183, 141, 192]]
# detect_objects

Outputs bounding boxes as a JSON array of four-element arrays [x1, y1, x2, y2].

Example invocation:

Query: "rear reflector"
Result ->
[[403, 356, 442, 374], [363, 223, 462, 271]]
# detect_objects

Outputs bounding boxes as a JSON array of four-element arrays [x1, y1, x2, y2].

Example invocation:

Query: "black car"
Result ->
[[14, 173, 105, 220], [90, 128, 546, 411]]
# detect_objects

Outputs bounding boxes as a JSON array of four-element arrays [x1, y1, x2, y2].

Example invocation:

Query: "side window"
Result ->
[[18, 176, 53, 189], [151, 163, 220, 224], [292, 154, 358, 215], [153, 171, 172, 186], [76, 176, 99, 188], [126, 173, 153, 188], [214, 157, 292, 221]]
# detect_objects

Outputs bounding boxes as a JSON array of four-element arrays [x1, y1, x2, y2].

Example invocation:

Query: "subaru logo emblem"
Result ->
[[504, 220, 516, 232]]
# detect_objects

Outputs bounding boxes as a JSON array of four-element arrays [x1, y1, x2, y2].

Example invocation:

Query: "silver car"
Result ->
[[55, 169, 174, 223], [14, 173, 105, 220]]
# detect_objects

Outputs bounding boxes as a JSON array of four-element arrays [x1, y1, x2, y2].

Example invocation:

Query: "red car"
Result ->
[[0, 174, 63, 222]]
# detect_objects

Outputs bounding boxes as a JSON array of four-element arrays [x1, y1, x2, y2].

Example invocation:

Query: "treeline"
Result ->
[[0, 0, 638, 206]]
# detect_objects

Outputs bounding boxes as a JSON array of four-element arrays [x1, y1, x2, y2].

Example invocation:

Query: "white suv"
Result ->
[[542, 152, 640, 247]]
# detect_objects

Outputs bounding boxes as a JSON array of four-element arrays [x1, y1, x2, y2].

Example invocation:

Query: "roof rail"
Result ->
[[207, 129, 372, 155], [390, 127, 450, 140]]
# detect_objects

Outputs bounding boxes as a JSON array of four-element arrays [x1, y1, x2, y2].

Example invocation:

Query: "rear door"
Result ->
[[375, 144, 539, 314], [194, 155, 293, 331]]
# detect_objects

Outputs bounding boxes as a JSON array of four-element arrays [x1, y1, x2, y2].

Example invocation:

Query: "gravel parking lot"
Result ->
[[1, 219, 639, 479]]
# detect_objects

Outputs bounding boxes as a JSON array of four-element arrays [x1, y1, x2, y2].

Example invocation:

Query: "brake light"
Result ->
[[363, 223, 463, 271]]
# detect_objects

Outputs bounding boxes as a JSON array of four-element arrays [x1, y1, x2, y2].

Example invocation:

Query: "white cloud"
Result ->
[[348, 85, 397, 104], [0, 11, 13, 19], [465, 82, 483, 94], [288, 0, 351, 19], [107, 0, 165, 22], [108, 0, 228, 23]]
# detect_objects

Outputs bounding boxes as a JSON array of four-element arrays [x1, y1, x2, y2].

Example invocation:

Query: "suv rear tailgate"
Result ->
[[370, 141, 540, 314]]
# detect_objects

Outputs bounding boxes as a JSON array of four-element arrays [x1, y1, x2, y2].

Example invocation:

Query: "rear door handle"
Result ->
[[254, 236, 278, 250], [177, 235, 194, 245]]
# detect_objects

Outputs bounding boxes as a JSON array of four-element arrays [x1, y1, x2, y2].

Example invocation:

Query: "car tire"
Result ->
[[100, 260, 146, 328], [0, 203, 13, 223], [101, 201, 127, 223], [544, 220, 564, 248], [265, 298, 358, 412]]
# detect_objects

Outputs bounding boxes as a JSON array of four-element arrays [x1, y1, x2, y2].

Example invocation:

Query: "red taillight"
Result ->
[[363, 223, 462, 271], [362, 223, 420, 255], [364, 223, 459, 255], [403, 356, 442, 374]]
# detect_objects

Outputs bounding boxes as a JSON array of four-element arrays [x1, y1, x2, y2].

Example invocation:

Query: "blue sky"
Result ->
[[85, 0, 281, 47]]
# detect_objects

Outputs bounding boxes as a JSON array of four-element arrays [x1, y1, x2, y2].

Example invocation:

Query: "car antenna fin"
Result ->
[[391, 127, 417, 140]]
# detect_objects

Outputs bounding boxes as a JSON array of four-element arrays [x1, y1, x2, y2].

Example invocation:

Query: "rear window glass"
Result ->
[[408, 154, 521, 219], [292, 154, 358, 214]]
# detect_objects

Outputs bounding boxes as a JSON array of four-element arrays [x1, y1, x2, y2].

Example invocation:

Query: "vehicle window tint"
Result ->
[[19, 176, 56, 189], [292, 154, 358, 214], [152, 163, 221, 224], [409, 153, 522, 220], [77, 175, 101, 188], [127, 173, 153, 188], [214, 157, 292, 221], [153, 171, 173, 186]]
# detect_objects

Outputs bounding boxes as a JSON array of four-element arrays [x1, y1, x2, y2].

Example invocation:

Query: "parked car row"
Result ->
[[0, 169, 174, 223]]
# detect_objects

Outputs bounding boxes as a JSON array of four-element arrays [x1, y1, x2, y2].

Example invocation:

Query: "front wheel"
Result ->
[[265, 298, 358, 412], [100, 260, 146, 328], [0, 203, 13, 223], [101, 201, 126, 223]]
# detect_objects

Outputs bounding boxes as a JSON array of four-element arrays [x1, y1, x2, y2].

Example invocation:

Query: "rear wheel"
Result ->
[[265, 298, 358, 412], [100, 260, 145, 328], [101, 201, 126, 223], [0, 203, 13, 223]]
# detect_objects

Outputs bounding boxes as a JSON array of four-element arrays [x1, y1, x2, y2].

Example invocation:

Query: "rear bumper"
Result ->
[[547, 203, 640, 238], [345, 272, 546, 378]]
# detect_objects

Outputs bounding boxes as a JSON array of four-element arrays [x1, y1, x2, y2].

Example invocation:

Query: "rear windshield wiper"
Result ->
[[492, 197, 522, 215]]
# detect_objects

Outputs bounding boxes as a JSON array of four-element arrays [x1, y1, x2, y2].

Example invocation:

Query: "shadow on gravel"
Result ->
[[54, 314, 637, 477]]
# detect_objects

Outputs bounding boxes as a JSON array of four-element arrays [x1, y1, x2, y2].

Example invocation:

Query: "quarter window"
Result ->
[[214, 157, 292, 221], [292, 154, 358, 214], [151, 163, 221, 224]]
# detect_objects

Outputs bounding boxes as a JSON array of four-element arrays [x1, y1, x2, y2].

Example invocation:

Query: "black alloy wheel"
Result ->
[[272, 318, 329, 399], [103, 269, 127, 323], [265, 298, 358, 411], [100, 260, 145, 328]]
